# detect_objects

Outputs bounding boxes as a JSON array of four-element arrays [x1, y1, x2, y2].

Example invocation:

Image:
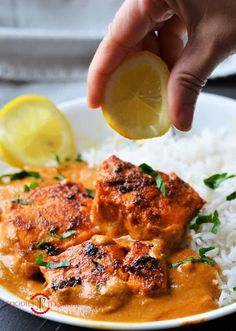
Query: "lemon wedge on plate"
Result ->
[[0, 95, 76, 167], [102, 51, 170, 139]]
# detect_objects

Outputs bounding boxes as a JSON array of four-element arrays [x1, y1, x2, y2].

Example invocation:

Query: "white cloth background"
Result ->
[[0, 0, 122, 81], [0, 0, 122, 106], [0, 0, 235, 107]]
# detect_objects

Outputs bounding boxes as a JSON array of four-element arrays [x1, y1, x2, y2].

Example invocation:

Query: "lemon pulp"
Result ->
[[0, 95, 76, 167], [102, 51, 170, 139]]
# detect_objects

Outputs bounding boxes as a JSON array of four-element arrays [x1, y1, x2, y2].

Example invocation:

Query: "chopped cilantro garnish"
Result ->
[[0, 170, 41, 182], [47, 231, 61, 239], [226, 191, 236, 201], [75, 153, 84, 162], [204, 173, 235, 189], [60, 230, 76, 239], [36, 238, 47, 249], [35, 254, 70, 268], [11, 198, 31, 205], [53, 170, 65, 181], [97, 285, 103, 293], [47, 230, 76, 240], [169, 257, 198, 269], [86, 189, 95, 198], [169, 247, 215, 269], [23, 185, 30, 192], [199, 246, 215, 256], [190, 210, 221, 234], [23, 181, 38, 192], [139, 163, 165, 196], [30, 182, 38, 189], [55, 154, 61, 164]]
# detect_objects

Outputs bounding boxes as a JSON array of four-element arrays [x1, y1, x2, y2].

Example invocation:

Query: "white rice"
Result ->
[[83, 129, 236, 307]]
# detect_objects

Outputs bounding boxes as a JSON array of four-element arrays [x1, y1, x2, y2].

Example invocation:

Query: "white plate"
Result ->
[[0, 92, 236, 330]]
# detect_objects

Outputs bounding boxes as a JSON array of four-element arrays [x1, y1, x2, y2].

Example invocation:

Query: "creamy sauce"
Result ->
[[0, 162, 220, 322]]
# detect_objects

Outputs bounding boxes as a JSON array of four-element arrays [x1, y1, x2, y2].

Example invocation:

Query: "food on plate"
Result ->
[[0, 181, 97, 277], [40, 236, 167, 304], [0, 96, 235, 323], [102, 51, 170, 139], [0, 155, 220, 322], [122, 240, 167, 295], [0, 95, 76, 167], [40, 235, 130, 312], [92, 155, 204, 246]]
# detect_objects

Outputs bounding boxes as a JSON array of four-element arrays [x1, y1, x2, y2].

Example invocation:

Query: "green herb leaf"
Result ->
[[139, 163, 166, 196], [53, 170, 65, 181], [47, 231, 61, 239], [233, 287, 236, 291], [29, 182, 38, 189], [60, 230, 76, 239], [211, 211, 221, 234], [226, 191, 236, 201], [190, 210, 221, 234], [168, 257, 199, 269], [11, 198, 31, 205], [204, 173, 235, 189], [97, 285, 103, 293], [86, 189, 95, 198], [23, 181, 38, 192], [155, 172, 166, 196], [200, 255, 215, 266], [35, 254, 46, 266], [75, 153, 84, 162], [199, 246, 215, 257], [169, 247, 216, 269], [47, 230, 76, 240], [35, 254, 70, 268], [36, 238, 47, 249], [23, 184, 30, 192], [0, 170, 41, 182], [55, 154, 61, 164]]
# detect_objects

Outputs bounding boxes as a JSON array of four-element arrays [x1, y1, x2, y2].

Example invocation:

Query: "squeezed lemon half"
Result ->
[[102, 51, 170, 139], [0, 95, 76, 167]]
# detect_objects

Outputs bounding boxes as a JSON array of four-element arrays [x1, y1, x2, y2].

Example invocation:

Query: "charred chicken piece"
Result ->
[[123, 240, 167, 295], [40, 235, 130, 311], [40, 235, 168, 307], [1, 182, 97, 254], [41, 235, 127, 290], [92, 156, 205, 248]]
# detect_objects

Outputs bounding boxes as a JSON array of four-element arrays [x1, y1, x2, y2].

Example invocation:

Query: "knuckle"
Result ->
[[177, 72, 206, 95], [137, 0, 155, 30], [139, 0, 173, 26]]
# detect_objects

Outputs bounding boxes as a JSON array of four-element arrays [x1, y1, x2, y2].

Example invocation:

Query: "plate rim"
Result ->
[[58, 91, 236, 111]]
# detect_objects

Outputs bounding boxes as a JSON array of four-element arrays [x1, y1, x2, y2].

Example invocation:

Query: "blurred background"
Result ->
[[0, 0, 122, 105], [0, 0, 235, 108]]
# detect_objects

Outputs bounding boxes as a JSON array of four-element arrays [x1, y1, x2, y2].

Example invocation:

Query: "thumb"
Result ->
[[167, 36, 225, 131]]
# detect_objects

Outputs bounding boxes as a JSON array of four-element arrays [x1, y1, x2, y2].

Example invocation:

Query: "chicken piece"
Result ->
[[1, 182, 97, 256], [40, 235, 130, 312], [0, 161, 96, 207], [123, 240, 167, 295], [41, 235, 167, 309], [92, 156, 205, 247]]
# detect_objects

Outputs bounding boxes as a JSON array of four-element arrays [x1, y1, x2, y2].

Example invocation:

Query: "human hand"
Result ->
[[87, 0, 236, 131]]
